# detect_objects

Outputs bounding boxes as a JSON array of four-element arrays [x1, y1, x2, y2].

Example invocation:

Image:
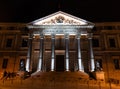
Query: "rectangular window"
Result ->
[[21, 39, 28, 47], [2, 59, 8, 69], [6, 39, 12, 47], [109, 38, 116, 47], [19, 59, 25, 71], [92, 39, 99, 47], [114, 59, 119, 69]]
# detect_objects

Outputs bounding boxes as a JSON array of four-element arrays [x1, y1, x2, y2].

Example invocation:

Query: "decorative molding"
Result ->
[[30, 11, 92, 26], [38, 15, 84, 25]]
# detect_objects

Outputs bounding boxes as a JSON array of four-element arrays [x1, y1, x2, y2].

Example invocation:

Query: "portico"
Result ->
[[26, 11, 95, 73]]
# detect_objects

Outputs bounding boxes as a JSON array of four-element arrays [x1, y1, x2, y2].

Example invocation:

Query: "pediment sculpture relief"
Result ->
[[41, 15, 82, 25]]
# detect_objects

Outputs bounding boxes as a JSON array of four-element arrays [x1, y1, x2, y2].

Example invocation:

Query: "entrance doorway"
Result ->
[[56, 55, 64, 71]]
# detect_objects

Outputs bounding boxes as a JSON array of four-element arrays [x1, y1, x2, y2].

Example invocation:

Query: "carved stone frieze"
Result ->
[[40, 15, 83, 25]]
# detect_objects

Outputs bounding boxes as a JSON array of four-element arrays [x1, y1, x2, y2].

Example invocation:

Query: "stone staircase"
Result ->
[[31, 71, 89, 79], [0, 71, 119, 89]]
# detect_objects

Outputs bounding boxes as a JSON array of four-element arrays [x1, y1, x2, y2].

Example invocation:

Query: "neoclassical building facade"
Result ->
[[26, 11, 95, 73], [0, 11, 120, 82]]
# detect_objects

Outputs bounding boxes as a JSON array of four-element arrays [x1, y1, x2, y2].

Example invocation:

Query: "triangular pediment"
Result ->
[[30, 11, 94, 26]]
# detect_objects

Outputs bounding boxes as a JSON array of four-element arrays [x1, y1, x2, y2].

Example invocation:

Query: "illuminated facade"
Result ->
[[27, 11, 95, 73], [0, 11, 120, 86]]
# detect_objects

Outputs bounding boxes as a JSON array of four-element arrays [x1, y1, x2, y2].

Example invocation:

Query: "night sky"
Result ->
[[0, 0, 119, 23]]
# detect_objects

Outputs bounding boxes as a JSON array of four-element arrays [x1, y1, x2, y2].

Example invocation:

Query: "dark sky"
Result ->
[[0, 0, 119, 23]]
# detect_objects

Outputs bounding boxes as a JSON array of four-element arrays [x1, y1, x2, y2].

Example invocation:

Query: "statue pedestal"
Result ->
[[17, 71, 31, 79], [93, 71, 105, 80]]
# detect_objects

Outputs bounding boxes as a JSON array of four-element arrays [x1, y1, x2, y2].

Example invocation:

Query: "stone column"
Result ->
[[26, 34, 32, 72], [77, 34, 84, 72], [88, 33, 95, 72], [65, 34, 69, 71], [37, 34, 44, 72], [51, 34, 55, 71]]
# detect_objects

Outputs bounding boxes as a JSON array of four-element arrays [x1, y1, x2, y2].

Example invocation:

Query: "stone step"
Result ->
[[29, 71, 89, 80]]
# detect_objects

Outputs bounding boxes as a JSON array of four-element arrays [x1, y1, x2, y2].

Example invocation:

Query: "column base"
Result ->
[[65, 70, 70, 72], [36, 70, 42, 72], [90, 71, 105, 80], [50, 70, 55, 72], [17, 71, 31, 79], [78, 70, 84, 72]]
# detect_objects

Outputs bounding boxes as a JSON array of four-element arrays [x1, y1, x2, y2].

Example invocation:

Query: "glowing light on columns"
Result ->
[[91, 58, 95, 71], [37, 35, 44, 72], [26, 58, 30, 72], [88, 33, 95, 72], [26, 35, 32, 72], [65, 34, 69, 71], [37, 59, 42, 72], [77, 35, 84, 72], [66, 59, 69, 71], [51, 59, 54, 71], [78, 59, 82, 71], [51, 34, 55, 71]]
